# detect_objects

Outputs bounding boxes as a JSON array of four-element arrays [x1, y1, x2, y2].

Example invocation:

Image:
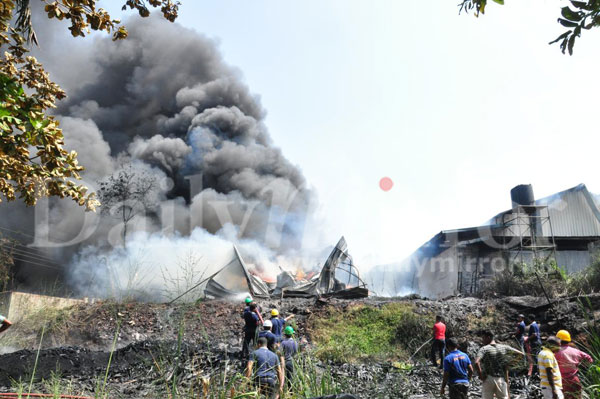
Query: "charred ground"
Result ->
[[0, 294, 598, 398]]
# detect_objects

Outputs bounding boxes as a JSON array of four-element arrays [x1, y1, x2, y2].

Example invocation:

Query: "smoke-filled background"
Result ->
[[56, 14, 314, 247], [0, 8, 335, 300]]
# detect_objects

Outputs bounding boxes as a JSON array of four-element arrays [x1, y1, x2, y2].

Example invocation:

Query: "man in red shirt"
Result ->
[[555, 330, 592, 399], [431, 315, 446, 369]]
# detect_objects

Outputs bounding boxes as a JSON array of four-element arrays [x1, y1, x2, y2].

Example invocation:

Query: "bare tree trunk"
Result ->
[[122, 206, 127, 247]]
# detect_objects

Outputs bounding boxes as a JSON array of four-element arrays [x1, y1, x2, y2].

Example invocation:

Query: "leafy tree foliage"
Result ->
[[459, 0, 598, 55], [0, 233, 15, 291], [0, 1, 180, 209]]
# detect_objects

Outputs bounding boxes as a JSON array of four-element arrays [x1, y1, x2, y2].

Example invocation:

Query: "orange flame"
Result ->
[[250, 270, 276, 284]]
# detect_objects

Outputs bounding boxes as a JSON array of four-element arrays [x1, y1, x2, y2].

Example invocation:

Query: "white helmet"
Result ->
[[263, 320, 273, 328]]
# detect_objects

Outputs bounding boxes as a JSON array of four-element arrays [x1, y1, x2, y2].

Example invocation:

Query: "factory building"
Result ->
[[410, 184, 600, 299]]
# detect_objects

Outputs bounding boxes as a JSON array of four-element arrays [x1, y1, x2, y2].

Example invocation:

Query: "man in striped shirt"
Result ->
[[538, 336, 563, 399], [475, 330, 511, 399]]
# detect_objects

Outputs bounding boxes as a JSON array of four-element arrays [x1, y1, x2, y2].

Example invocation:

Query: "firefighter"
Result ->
[[280, 326, 299, 386], [242, 301, 260, 359], [270, 309, 295, 341], [246, 337, 284, 399], [259, 320, 277, 352]]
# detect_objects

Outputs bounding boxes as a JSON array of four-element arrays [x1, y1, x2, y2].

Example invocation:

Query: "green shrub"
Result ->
[[310, 303, 431, 363], [579, 307, 600, 398], [567, 256, 600, 296], [485, 255, 600, 298], [484, 259, 568, 297], [288, 355, 340, 398]]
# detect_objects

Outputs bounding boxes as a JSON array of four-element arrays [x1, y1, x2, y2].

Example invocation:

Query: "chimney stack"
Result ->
[[511, 184, 535, 213]]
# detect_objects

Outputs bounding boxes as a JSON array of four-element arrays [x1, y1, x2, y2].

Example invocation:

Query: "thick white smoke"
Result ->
[[69, 227, 294, 302]]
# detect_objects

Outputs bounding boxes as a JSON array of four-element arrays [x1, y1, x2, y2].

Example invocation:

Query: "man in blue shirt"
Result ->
[[280, 326, 298, 385], [259, 320, 278, 352], [527, 314, 542, 355], [242, 302, 260, 359], [270, 309, 295, 341], [246, 337, 284, 399], [515, 314, 526, 349], [441, 338, 473, 399]]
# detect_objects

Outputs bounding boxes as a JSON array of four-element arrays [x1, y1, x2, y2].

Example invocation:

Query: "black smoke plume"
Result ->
[[0, 11, 319, 296]]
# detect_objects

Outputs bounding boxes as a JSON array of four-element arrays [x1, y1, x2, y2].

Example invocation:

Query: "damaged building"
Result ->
[[410, 184, 600, 299], [193, 236, 368, 301]]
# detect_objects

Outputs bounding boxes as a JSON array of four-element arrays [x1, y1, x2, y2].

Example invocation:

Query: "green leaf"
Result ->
[[561, 6, 585, 21], [29, 118, 43, 130], [568, 34, 577, 55], [558, 18, 580, 27], [549, 31, 571, 44], [570, 1, 590, 10], [492, 0, 504, 4], [479, 0, 487, 14], [0, 107, 11, 119]]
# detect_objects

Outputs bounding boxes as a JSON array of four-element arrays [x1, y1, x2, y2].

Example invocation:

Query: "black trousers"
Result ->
[[449, 383, 468, 399], [529, 341, 541, 375], [285, 361, 294, 386], [430, 339, 445, 366], [256, 377, 278, 399], [242, 329, 257, 359]]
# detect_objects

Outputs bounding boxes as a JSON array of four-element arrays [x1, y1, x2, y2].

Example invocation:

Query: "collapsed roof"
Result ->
[[202, 237, 368, 300], [204, 246, 270, 299], [278, 237, 368, 298]]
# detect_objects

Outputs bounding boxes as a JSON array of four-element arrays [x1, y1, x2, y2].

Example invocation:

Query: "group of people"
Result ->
[[242, 297, 298, 399], [432, 315, 593, 399], [515, 313, 543, 375]]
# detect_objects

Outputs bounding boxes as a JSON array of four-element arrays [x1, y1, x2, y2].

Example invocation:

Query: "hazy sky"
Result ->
[[59, 1, 600, 269]]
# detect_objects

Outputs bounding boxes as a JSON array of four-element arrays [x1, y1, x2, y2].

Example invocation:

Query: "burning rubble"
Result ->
[[176, 236, 369, 302]]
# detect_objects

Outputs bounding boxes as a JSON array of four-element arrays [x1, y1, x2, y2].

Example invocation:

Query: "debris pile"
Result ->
[[197, 237, 368, 301]]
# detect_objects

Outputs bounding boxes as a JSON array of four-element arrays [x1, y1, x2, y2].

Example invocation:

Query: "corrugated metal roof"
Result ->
[[536, 184, 600, 237], [412, 184, 600, 256], [491, 184, 600, 238]]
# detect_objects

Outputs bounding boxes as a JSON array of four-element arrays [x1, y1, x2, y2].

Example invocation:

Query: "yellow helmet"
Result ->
[[271, 309, 279, 316], [556, 330, 571, 342]]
